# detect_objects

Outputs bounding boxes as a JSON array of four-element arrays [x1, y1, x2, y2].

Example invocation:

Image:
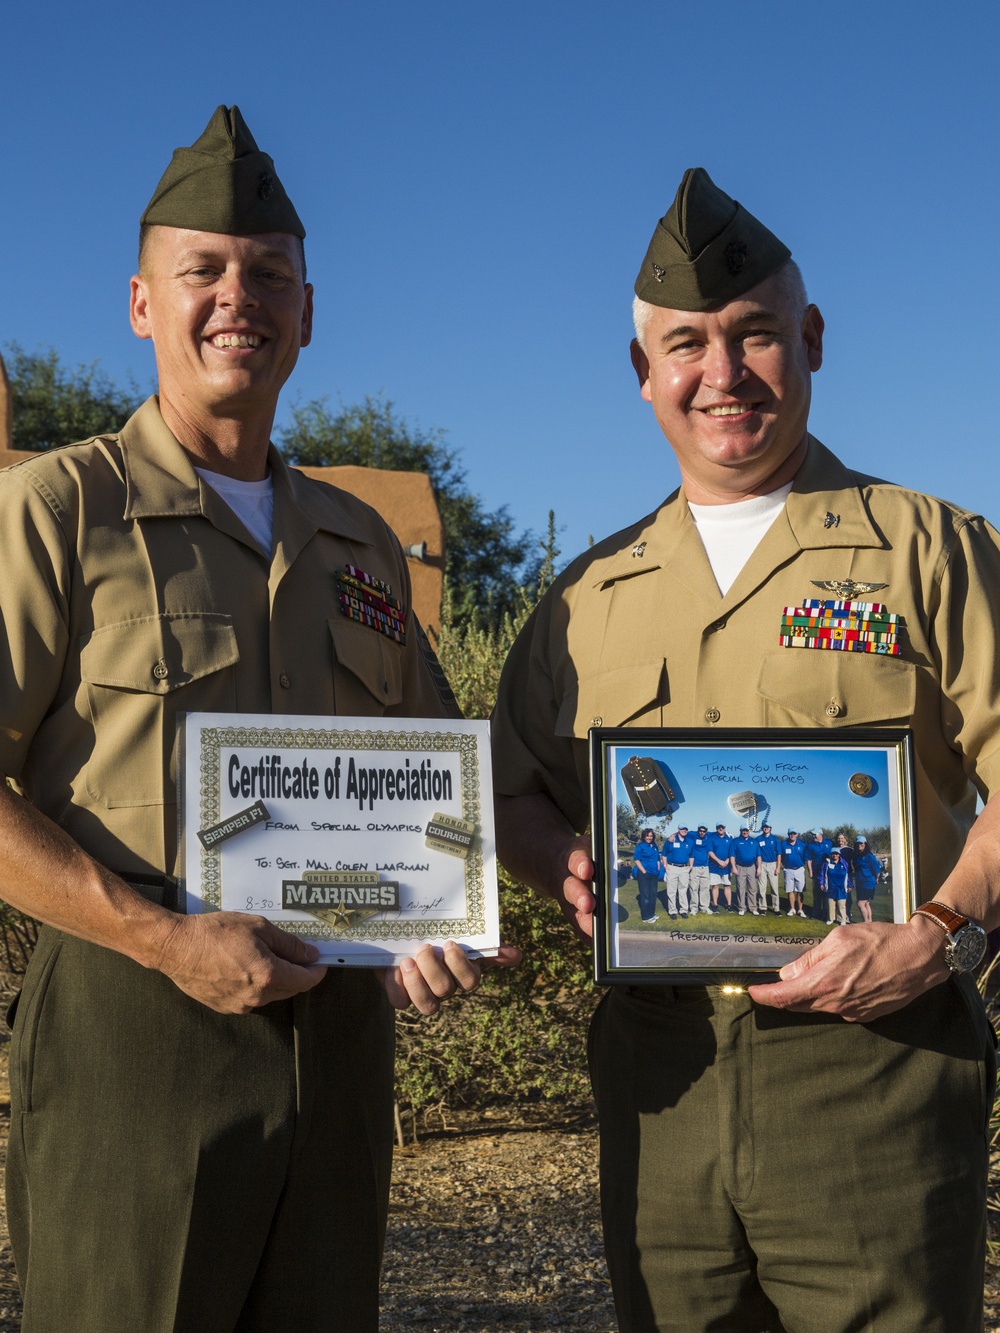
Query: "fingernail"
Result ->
[[401, 957, 416, 973]]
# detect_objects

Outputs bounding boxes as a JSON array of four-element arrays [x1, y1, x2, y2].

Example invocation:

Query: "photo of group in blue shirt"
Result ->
[[627, 822, 888, 928], [607, 737, 906, 974]]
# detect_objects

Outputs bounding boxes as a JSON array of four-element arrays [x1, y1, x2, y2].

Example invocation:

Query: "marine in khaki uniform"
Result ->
[[0, 106, 516, 1333], [493, 168, 998, 1331]]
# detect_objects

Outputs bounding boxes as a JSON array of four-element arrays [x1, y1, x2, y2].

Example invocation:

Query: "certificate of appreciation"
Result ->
[[179, 713, 500, 965]]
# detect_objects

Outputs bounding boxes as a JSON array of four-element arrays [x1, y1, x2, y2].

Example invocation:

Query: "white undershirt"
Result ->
[[195, 468, 274, 555], [687, 483, 793, 596]]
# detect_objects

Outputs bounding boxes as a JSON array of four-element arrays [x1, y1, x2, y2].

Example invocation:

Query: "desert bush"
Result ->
[[394, 518, 600, 1124]]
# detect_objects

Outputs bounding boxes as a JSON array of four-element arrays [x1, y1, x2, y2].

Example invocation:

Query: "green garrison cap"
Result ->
[[634, 168, 790, 310], [141, 105, 305, 238]]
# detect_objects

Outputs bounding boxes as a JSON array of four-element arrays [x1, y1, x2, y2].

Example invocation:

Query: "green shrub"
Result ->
[[394, 865, 597, 1120], [394, 518, 600, 1123]]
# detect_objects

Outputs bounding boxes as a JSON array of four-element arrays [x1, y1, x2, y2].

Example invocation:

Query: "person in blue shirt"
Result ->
[[833, 832, 857, 921], [688, 825, 713, 914], [805, 828, 833, 919], [731, 826, 762, 915], [853, 835, 883, 924], [631, 828, 664, 923], [755, 822, 782, 914], [780, 829, 808, 917], [662, 824, 693, 918], [708, 822, 734, 912], [825, 849, 851, 926]]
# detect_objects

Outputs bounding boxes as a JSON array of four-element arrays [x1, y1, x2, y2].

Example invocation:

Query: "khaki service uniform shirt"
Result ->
[[0, 397, 451, 880], [493, 437, 1000, 900]]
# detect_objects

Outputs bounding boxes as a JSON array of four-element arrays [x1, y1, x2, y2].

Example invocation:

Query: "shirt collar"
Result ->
[[118, 397, 371, 545], [589, 434, 884, 592]]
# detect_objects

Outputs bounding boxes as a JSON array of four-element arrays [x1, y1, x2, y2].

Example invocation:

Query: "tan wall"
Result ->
[[0, 445, 445, 635]]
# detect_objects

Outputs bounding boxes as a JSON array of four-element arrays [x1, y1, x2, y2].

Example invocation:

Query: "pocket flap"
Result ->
[[756, 649, 916, 725], [556, 659, 666, 737], [80, 614, 239, 694], [328, 620, 404, 707]]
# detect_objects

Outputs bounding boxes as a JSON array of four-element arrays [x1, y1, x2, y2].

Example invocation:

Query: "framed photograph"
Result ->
[[590, 727, 916, 985]]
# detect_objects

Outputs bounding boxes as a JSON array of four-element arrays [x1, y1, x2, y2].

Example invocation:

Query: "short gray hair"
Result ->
[[631, 259, 809, 351]]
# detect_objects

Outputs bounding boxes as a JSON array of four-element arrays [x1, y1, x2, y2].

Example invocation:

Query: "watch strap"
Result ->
[[912, 901, 973, 935]]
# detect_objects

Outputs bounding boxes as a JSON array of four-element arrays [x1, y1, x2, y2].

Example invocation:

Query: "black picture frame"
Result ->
[[590, 727, 917, 986]]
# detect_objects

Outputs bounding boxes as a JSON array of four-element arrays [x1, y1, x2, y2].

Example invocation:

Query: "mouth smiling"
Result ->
[[209, 333, 264, 349], [702, 402, 761, 417]]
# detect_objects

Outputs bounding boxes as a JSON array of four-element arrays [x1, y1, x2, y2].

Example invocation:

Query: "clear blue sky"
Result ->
[[3, 0, 997, 568], [614, 745, 894, 836]]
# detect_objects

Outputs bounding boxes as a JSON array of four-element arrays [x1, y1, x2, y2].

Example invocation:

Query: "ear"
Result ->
[[630, 338, 652, 401], [130, 275, 153, 341], [802, 304, 824, 372], [300, 283, 314, 348]]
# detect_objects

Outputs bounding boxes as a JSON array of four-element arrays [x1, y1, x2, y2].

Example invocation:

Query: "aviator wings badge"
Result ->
[[811, 580, 888, 598]]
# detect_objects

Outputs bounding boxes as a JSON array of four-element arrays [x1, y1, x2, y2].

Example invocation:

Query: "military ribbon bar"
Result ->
[[798, 599, 888, 614], [779, 595, 903, 656], [343, 563, 399, 607], [778, 635, 901, 655], [337, 566, 407, 644]]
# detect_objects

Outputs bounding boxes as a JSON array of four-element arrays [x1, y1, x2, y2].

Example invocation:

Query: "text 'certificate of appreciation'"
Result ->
[[179, 713, 500, 966]]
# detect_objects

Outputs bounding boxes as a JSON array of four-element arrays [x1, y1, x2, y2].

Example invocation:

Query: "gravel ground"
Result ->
[[0, 1059, 996, 1332], [380, 1106, 616, 1332]]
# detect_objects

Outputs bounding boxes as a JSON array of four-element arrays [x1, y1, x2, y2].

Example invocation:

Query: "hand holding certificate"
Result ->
[[180, 713, 501, 967]]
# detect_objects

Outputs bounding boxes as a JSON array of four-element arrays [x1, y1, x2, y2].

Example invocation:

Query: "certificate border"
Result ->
[[197, 724, 486, 941], [589, 726, 917, 986]]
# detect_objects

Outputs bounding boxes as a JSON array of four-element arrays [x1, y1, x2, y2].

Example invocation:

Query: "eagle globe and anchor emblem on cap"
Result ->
[[724, 240, 747, 275]]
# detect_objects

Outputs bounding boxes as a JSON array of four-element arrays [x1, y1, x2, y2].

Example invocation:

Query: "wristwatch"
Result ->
[[912, 901, 988, 974]]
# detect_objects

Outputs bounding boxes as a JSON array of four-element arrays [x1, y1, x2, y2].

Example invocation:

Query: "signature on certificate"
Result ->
[[405, 896, 447, 916]]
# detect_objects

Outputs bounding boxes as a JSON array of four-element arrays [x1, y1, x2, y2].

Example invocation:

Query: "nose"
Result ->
[[217, 264, 259, 310], [702, 337, 748, 392]]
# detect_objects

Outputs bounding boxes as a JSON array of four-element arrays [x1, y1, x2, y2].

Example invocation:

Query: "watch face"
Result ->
[[947, 925, 988, 973]]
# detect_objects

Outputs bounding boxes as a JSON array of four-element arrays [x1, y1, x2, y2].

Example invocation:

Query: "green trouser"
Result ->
[[590, 979, 996, 1333], [6, 925, 395, 1332]]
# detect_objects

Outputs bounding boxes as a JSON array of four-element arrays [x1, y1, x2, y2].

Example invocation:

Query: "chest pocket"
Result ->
[[756, 649, 916, 727], [328, 619, 404, 716], [80, 613, 239, 807], [555, 660, 666, 738]]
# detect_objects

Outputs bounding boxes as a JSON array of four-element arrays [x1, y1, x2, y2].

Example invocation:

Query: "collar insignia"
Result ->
[[632, 541, 647, 558], [823, 512, 840, 528]]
